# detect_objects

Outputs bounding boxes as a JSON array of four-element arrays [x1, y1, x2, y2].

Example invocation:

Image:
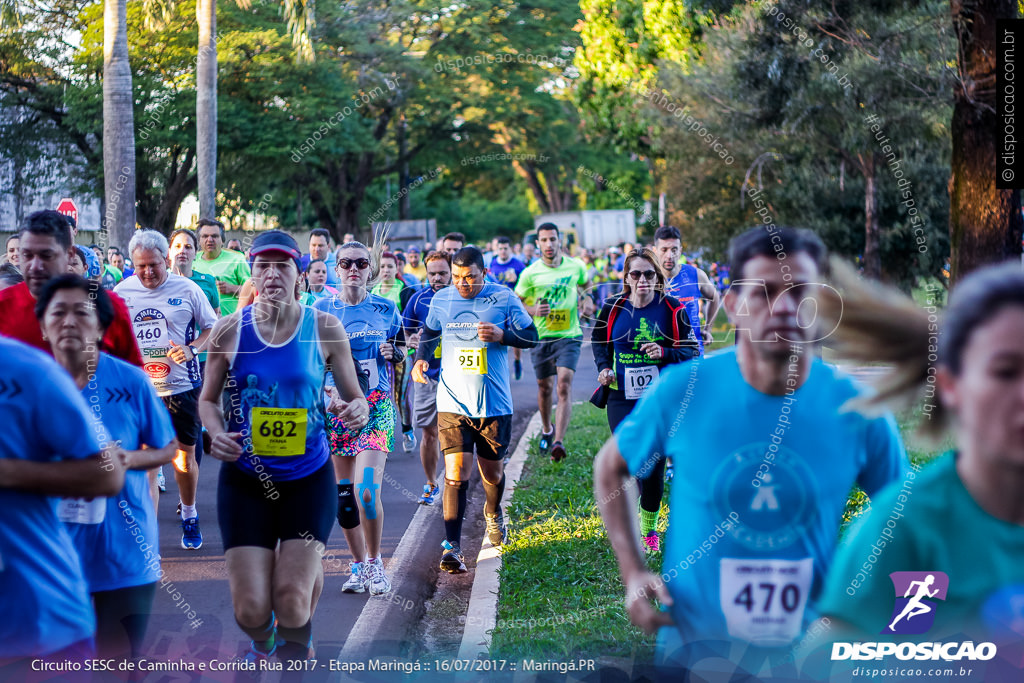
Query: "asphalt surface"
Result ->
[[135, 336, 598, 680]]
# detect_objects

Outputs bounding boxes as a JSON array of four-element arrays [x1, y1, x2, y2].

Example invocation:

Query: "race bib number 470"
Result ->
[[251, 408, 307, 456], [719, 557, 813, 647], [457, 347, 487, 375]]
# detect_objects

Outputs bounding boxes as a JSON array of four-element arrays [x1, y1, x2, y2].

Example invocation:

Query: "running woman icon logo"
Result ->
[[883, 571, 949, 635]]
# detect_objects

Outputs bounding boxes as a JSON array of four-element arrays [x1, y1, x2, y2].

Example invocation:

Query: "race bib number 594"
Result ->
[[719, 557, 813, 647]]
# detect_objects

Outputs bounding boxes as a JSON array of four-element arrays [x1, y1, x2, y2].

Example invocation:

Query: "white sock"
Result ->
[[180, 503, 197, 520]]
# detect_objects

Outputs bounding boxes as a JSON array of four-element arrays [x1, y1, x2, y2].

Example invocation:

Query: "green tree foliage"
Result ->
[[647, 0, 954, 286]]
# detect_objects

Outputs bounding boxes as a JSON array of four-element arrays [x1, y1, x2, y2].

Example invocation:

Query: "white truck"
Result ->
[[528, 209, 637, 254]]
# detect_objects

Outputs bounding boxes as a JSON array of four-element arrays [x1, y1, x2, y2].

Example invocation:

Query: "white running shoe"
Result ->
[[364, 558, 392, 595], [342, 561, 366, 594]]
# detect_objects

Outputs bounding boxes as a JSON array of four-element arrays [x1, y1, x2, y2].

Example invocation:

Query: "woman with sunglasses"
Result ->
[[314, 241, 404, 596], [592, 248, 700, 553], [798, 261, 1024, 680]]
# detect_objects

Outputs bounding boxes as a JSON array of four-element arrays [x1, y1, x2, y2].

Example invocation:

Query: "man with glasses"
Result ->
[[402, 252, 453, 505], [412, 247, 537, 573], [515, 223, 592, 462]]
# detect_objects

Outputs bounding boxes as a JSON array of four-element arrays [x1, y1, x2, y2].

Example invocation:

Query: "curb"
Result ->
[[337, 493, 445, 660], [457, 410, 544, 659]]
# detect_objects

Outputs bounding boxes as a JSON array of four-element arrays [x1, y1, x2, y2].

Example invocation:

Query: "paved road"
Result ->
[[140, 336, 599, 676]]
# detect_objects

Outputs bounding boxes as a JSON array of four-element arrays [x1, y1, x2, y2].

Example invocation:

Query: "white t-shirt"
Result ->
[[115, 273, 218, 396]]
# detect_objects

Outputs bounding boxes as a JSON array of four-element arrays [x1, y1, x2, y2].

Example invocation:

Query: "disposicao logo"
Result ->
[[884, 571, 949, 635], [832, 571, 997, 662]]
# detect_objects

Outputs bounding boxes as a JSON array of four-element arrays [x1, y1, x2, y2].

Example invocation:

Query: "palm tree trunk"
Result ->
[[102, 0, 136, 250], [197, 0, 217, 219]]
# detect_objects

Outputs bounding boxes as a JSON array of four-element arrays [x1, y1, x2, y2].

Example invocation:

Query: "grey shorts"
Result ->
[[413, 376, 439, 428], [531, 336, 583, 379]]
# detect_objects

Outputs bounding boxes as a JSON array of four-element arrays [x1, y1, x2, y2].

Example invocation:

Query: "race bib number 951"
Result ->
[[457, 347, 487, 375], [719, 557, 813, 647], [251, 408, 307, 456]]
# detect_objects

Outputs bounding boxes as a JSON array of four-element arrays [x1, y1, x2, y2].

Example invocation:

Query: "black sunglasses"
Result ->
[[338, 258, 371, 271], [627, 270, 657, 282]]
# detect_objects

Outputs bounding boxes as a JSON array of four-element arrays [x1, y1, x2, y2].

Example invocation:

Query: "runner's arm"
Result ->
[[119, 441, 177, 470], [661, 303, 700, 364], [414, 325, 441, 364], [592, 299, 615, 372], [500, 321, 538, 349], [0, 448, 125, 497], [198, 314, 239, 440], [594, 435, 674, 633], [697, 268, 721, 335]]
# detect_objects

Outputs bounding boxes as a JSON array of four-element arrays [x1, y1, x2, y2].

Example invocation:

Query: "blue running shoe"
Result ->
[[538, 428, 554, 453], [181, 517, 203, 550], [419, 483, 440, 506]]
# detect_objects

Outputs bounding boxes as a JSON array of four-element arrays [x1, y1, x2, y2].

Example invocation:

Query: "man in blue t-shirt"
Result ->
[[412, 246, 537, 574], [403, 251, 452, 506], [0, 338, 126, 664], [487, 236, 527, 379], [594, 226, 907, 678]]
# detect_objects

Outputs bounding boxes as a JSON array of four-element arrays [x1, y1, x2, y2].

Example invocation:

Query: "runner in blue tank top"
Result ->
[[654, 226, 721, 353], [199, 231, 369, 666], [35, 275, 177, 660], [314, 240, 404, 597]]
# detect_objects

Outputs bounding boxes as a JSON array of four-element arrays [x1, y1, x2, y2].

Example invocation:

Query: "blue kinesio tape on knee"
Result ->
[[358, 467, 379, 520]]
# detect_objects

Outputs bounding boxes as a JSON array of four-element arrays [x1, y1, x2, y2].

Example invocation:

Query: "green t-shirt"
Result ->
[[514, 256, 588, 339], [817, 452, 1024, 640], [187, 269, 221, 313], [192, 248, 251, 316], [372, 280, 405, 307]]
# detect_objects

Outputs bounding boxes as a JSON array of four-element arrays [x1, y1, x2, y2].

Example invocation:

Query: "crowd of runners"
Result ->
[[1, 211, 1022, 682]]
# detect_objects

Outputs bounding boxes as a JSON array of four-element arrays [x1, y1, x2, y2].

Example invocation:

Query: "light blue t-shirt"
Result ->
[[615, 348, 906, 655], [0, 339, 102, 657], [67, 353, 176, 593], [314, 293, 402, 396], [425, 283, 534, 418]]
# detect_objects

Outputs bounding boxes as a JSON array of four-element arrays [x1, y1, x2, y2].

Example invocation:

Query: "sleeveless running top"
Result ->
[[225, 305, 329, 480], [666, 263, 704, 355]]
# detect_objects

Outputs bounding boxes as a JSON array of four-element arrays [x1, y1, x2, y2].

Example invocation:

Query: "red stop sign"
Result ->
[[56, 198, 79, 227]]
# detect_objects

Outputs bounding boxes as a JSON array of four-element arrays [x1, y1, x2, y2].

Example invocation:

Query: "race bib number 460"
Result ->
[[719, 557, 813, 647], [134, 318, 168, 349], [251, 408, 307, 456], [546, 309, 570, 331], [624, 365, 659, 400], [457, 347, 487, 375]]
